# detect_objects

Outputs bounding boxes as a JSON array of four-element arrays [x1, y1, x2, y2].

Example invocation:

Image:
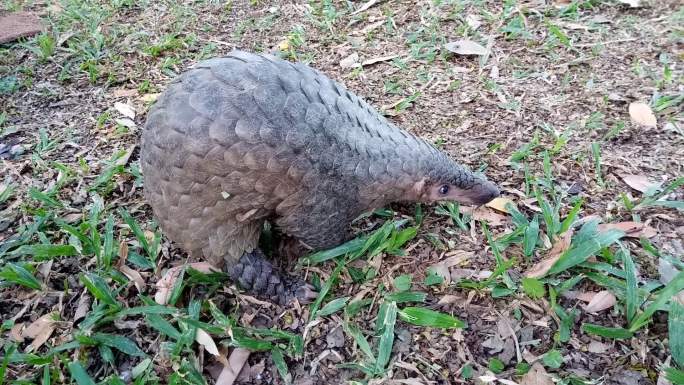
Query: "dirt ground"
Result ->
[[1, 0, 683, 384]]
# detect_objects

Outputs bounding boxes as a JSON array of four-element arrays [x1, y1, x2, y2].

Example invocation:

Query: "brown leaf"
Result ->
[[620, 174, 659, 194], [120, 265, 146, 293], [74, 291, 91, 322], [22, 312, 57, 352], [216, 348, 251, 385], [629, 102, 657, 127], [444, 40, 488, 56], [111, 88, 137, 98], [524, 229, 574, 278], [437, 294, 464, 305], [155, 262, 220, 305], [10, 322, 24, 342], [114, 102, 136, 119], [485, 197, 515, 213], [520, 362, 554, 385], [584, 290, 617, 313], [598, 222, 657, 238], [196, 328, 220, 356], [429, 251, 473, 285], [576, 291, 596, 302], [140, 93, 160, 103], [472, 207, 507, 226]]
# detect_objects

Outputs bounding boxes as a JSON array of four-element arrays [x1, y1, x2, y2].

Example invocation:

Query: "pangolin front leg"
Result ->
[[227, 248, 316, 305]]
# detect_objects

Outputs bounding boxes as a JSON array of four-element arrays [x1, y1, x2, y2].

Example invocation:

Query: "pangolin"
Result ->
[[141, 50, 499, 304]]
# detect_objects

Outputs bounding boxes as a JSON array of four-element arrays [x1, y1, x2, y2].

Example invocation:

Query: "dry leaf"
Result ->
[[216, 348, 251, 385], [486, 197, 515, 213], [430, 252, 473, 285], [140, 93, 160, 103], [361, 54, 400, 66], [620, 174, 659, 194], [618, 0, 641, 7], [74, 291, 91, 322], [465, 14, 482, 30], [444, 40, 488, 56], [340, 52, 360, 69], [520, 362, 554, 385], [155, 262, 220, 305], [584, 290, 617, 313], [120, 265, 146, 293], [22, 312, 57, 352], [10, 322, 24, 342], [196, 328, 220, 356], [114, 102, 136, 119], [629, 102, 657, 127], [587, 340, 610, 354], [524, 229, 574, 278], [472, 207, 507, 226], [437, 294, 464, 305], [576, 291, 596, 302], [111, 88, 137, 98], [598, 222, 657, 238], [351, 0, 379, 15], [115, 118, 136, 128]]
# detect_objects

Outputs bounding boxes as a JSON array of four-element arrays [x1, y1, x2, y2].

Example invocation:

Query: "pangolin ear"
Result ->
[[411, 178, 427, 199]]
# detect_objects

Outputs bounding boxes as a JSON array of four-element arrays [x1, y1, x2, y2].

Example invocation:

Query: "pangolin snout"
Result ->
[[470, 179, 500, 205]]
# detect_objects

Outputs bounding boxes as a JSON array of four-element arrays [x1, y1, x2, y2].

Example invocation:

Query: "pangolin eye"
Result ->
[[438, 185, 449, 195]]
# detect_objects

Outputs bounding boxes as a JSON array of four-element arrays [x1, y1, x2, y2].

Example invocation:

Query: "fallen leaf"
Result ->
[[196, 328, 220, 356], [620, 174, 660, 194], [155, 262, 220, 305], [486, 197, 515, 213], [120, 265, 146, 293], [140, 93, 160, 103], [22, 312, 57, 352], [351, 0, 379, 15], [115, 118, 136, 128], [584, 290, 617, 313], [10, 322, 24, 342], [629, 102, 657, 127], [520, 362, 554, 385], [437, 294, 464, 305], [277, 40, 289, 51], [598, 222, 657, 238], [618, 0, 641, 7], [524, 229, 574, 278], [445, 39, 488, 56], [430, 251, 473, 285], [115, 144, 136, 167], [576, 291, 596, 302], [215, 348, 251, 385], [361, 54, 400, 66], [111, 88, 137, 98], [114, 102, 136, 119], [340, 52, 360, 69], [74, 291, 91, 322], [465, 14, 482, 30], [587, 340, 610, 354], [472, 207, 507, 226]]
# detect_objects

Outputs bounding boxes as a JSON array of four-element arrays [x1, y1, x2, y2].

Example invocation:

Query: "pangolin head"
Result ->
[[411, 150, 499, 206]]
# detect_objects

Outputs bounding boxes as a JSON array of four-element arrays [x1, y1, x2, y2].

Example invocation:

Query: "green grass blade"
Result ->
[[344, 322, 375, 362], [523, 215, 539, 258], [560, 198, 583, 233], [668, 298, 684, 367], [309, 262, 344, 320], [118, 209, 151, 258], [385, 291, 427, 303], [301, 236, 367, 265], [79, 272, 119, 308], [270, 348, 291, 385], [398, 307, 465, 328], [582, 324, 633, 339], [0, 263, 42, 290], [145, 314, 182, 340], [103, 214, 115, 268], [68, 362, 96, 385], [318, 296, 350, 317], [10, 244, 78, 260], [620, 245, 638, 323], [665, 367, 684, 384], [630, 272, 684, 332], [375, 301, 397, 372]]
